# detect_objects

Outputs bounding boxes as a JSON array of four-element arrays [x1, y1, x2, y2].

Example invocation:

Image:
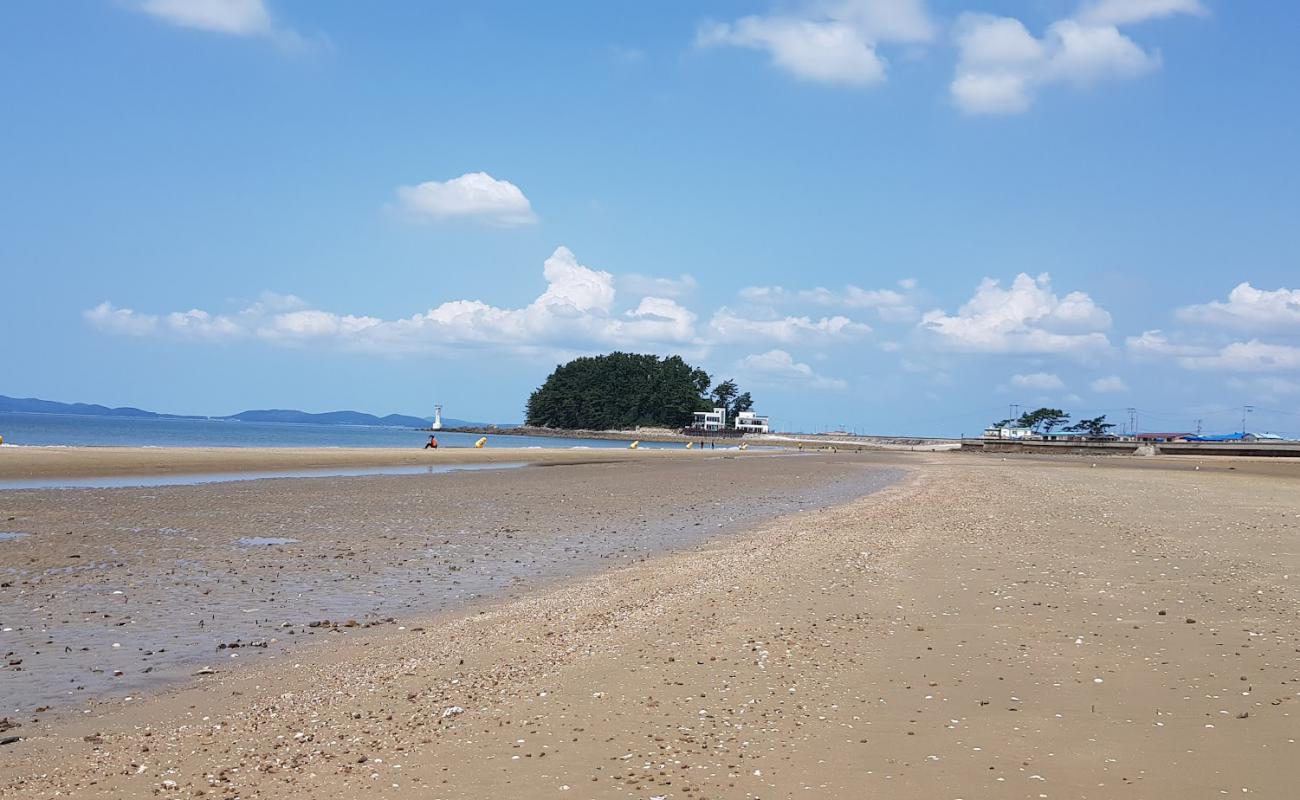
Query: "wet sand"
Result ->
[[2, 451, 1298, 798], [0, 445, 726, 482], [0, 452, 890, 710]]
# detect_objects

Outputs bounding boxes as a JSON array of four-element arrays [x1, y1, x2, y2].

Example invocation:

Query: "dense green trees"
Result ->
[[708, 380, 754, 422], [525, 352, 751, 430]]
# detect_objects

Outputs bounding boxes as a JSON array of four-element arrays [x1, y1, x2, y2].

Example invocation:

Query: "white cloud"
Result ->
[[949, 2, 1202, 115], [133, 0, 317, 51], [84, 302, 161, 337], [709, 309, 871, 344], [619, 273, 698, 300], [1076, 0, 1208, 27], [1011, 372, 1065, 391], [1177, 340, 1300, 373], [136, 0, 271, 35], [87, 247, 700, 357], [1090, 375, 1129, 393], [1125, 329, 1210, 358], [697, 0, 933, 87], [395, 172, 536, 227], [920, 273, 1111, 354], [738, 349, 848, 390], [87, 248, 877, 359], [738, 285, 788, 304], [698, 17, 887, 85], [1176, 283, 1300, 331], [738, 283, 917, 321]]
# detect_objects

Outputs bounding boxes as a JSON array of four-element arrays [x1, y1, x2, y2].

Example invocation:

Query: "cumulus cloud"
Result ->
[[395, 172, 537, 227], [1177, 341, 1300, 373], [920, 273, 1111, 355], [133, 0, 318, 51], [1176, 283, 1300, 331], [697, 0, 933, 87], [1090, 375, 1129, 393], [738, 349, 848, 391], [86, 247, 698, 357], [708, 309, 871, 344], [1010, 372, 1065, 391], [950, 0, 1202, 115], [87, 247, 877, 359], [84, 295, 317, 343]]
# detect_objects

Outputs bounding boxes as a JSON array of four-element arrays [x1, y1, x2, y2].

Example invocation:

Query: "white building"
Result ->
[[734, 411, 770, 434], [692, 407, 727, 431], [982, 425, 1033, 440]]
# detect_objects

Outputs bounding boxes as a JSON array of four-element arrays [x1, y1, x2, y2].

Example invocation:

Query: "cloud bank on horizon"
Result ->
[[85, 235, 1300, 402]]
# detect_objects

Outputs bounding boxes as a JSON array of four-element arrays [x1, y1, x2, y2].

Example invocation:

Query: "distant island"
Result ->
[[526, 352, 753, 430], [0, 395, 504, 430]]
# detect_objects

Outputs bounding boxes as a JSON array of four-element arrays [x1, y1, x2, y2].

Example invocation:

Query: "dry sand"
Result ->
[[1, 450, 1298, 798]]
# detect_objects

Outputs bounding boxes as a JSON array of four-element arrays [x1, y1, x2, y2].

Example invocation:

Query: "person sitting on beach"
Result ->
[[424, 435, 439, 449]]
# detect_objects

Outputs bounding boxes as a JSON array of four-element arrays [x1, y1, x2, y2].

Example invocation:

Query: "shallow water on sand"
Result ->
[[0, 462, 528, 491], [0, 457, 900, 711]]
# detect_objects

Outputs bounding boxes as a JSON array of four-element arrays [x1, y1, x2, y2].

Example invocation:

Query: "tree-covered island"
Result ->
[[525, 352, 753, 430]]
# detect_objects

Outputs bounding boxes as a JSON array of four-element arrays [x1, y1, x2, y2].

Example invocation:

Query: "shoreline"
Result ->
[[0, 444, 766, 482]]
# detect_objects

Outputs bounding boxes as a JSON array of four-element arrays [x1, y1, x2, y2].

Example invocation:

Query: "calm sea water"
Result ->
[[0, 412, 691, 450]]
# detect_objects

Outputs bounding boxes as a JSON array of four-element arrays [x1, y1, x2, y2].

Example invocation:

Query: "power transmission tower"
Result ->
[[1126, 407, 1137, 437], [1242, 405, 1254, 434], [1195, 418, 1203, 435]]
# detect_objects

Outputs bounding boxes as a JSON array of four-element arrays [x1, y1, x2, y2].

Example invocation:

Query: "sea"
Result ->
[[0, 412, 693, 450]]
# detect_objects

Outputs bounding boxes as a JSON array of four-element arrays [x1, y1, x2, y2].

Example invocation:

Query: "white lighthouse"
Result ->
[[431, 404, 443, 430]]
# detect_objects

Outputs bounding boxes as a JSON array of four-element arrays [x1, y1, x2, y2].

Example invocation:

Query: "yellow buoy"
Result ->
[[474, 436, 487, 448], [739, 442, 748, 450], [685, 441, 693, 449], [629, 440, 640, 449]]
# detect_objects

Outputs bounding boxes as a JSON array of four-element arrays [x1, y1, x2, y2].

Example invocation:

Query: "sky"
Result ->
[[2, 0, 1298, 436]]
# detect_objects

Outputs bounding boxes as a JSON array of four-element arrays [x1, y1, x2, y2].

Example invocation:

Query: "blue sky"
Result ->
[[2, 0, 1298, 435]]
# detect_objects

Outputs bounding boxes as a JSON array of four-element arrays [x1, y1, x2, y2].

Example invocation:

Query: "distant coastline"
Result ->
[[0, 394, 501, 430]]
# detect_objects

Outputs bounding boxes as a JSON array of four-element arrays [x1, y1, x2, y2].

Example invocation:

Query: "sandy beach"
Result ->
[[0, 445, 736, 482], [1, 449, 1298, 798]]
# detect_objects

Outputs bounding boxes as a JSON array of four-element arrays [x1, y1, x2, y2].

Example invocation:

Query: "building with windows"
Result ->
[[691, 407, 727, 431], [734, 411, 770, 434], [1134, 432, 1192, 443], [982, 425, 1034, 440]]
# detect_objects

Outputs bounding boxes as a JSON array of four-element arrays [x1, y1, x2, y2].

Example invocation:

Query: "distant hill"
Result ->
[[0, 395, 508, 429], [222, 409, 432, 427], [0, 395, 203, 419]]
